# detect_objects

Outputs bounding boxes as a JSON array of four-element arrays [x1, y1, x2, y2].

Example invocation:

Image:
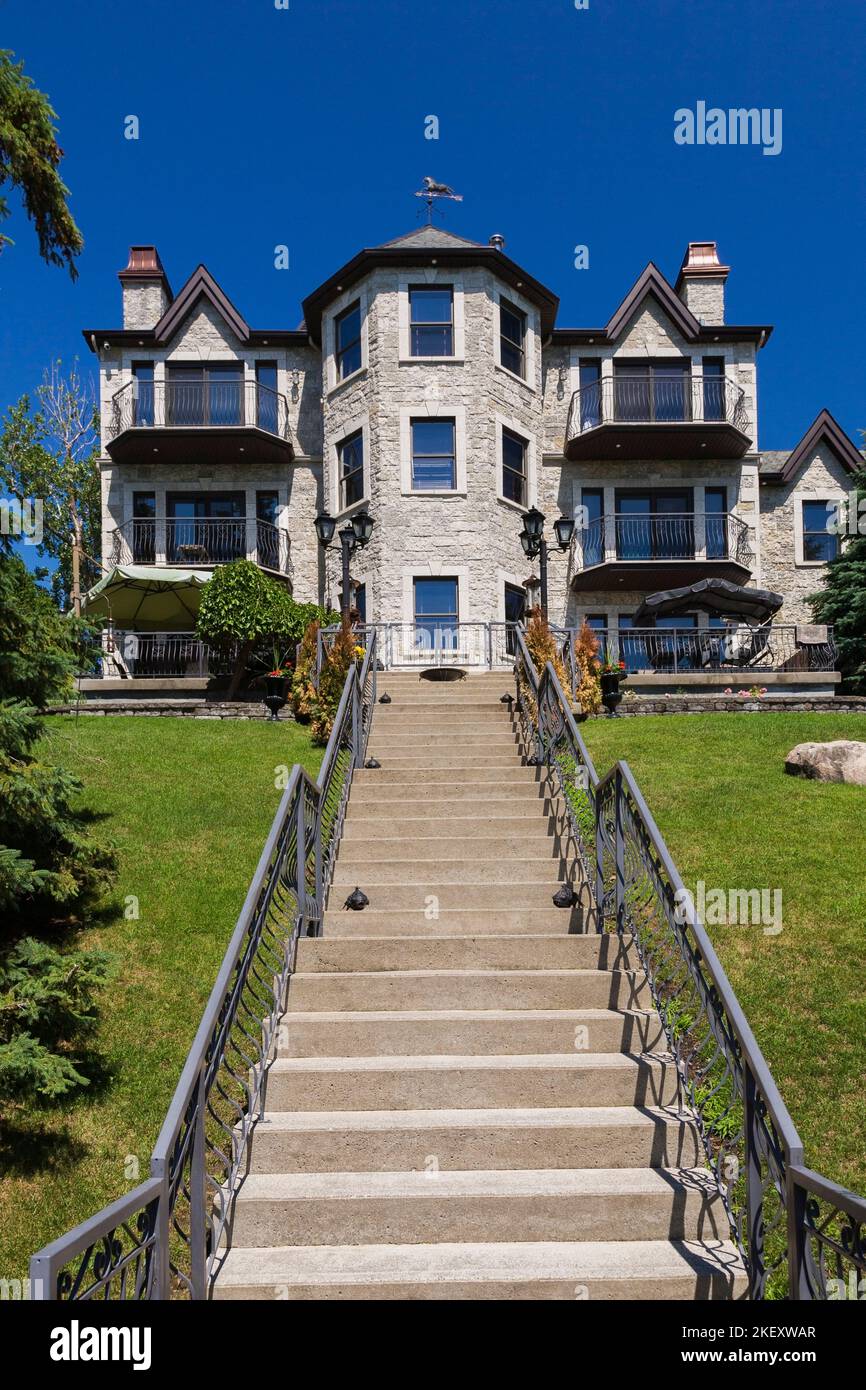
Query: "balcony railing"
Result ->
[[558, 624, 838, 677], [109, 516, 292, 576], [566, 372, 749, 444], [107, 378, 291, 443], [574, 511, 753, 571]]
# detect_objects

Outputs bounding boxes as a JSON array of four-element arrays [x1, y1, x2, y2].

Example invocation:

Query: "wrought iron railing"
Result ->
[[513, 628, 866, 1299], [566, 372, 749, 444], [108, 516, 292, 576], [574, 512, 753, 571], [318, 621, 519, 678], [107, 378, 291, 442], [553, 625, 838, 688], [30, 636, 377, 1300]]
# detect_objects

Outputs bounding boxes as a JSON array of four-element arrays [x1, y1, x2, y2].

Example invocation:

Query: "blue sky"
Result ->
[[2, 0, 865, 451]]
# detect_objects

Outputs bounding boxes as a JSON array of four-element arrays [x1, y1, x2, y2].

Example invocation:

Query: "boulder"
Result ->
[[784, 740, 866, 786]]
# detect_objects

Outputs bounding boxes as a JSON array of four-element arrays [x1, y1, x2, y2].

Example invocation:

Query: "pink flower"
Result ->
[[723, 688, 733, 695]]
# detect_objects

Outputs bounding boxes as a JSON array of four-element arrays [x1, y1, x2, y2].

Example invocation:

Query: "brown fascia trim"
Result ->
[[302, 245, 560, 343], [82, 328, 310, 353], [552, 324, 773, 347], [761, 409, 865, 485]]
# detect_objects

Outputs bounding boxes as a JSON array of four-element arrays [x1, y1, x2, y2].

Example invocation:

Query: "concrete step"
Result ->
[[322, 908, 584, 935], [287, 969, 649, 1013], [360, 756, 524, 771], [296, 934, 631, 973], [247, 1105, 700, 1172], [352, 767, 544, 786], [331, 860, 565, 887], [369, 716, 513, 731], [227, 1166, 722, 1247], [366, 730, 517, 745], [278, 1007, 663, 1057], [214, 1237, 747, 1300], [348, 788, 555, 810], [326, 884, 576, 912], [265, 1052, 678, 1110], [338, 834, 559, 863], [341, 812, 553, 839]]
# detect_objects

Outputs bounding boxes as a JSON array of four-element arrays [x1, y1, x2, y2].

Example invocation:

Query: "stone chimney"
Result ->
[[118, 246, 172, 328], [675, 241, 729, 325]]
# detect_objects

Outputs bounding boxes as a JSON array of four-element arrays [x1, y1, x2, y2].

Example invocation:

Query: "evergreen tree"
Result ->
[[0, 552, 114, 1110], [810, 469, 866, 694]]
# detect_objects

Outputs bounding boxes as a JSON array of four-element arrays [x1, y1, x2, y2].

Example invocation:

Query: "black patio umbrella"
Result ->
[[633, 578, 784, 626]]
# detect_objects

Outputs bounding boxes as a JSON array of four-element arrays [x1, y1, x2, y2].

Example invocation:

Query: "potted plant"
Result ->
[[598, 658, 627, 716], [261, 643, 292, 720]]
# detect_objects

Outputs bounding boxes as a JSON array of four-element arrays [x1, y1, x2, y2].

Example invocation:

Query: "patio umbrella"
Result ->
[[633, 578, 784, 626], [82, 566, 210, 625]]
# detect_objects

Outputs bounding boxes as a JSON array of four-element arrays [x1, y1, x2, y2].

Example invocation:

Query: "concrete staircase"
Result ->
[[216, 672, 746, 1300]]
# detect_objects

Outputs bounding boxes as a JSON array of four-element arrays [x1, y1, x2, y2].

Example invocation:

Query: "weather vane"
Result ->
[[414, 176, 464, 224]]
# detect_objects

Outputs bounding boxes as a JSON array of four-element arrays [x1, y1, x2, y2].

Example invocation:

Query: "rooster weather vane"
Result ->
[[415, 176, 464, 224]]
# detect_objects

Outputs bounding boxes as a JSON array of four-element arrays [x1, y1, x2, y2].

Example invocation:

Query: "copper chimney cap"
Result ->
[[676, 241, 730, 286]]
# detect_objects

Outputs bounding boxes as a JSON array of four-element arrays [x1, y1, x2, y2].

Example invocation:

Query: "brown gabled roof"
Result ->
[[152, 264, 249, 341], [83, 260, 310, 351], [552, 260, 773, 347], [605, 262, 703, 340], [759, 409, 865, 484]]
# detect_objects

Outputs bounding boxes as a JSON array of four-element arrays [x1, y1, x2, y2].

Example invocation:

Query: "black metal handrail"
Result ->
[[108, 378, 291, 442], [566, 372, 749, 442], [512, 630, 866, 1299], [30, 635, 377, 1300], [574, 512, 753, 571], [109, 516, 292, 576]]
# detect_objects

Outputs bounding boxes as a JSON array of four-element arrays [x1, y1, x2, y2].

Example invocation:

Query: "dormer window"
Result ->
[[335, 300, 362, 380], [409, 286, 454, 356], [499, 299, 527, 378]]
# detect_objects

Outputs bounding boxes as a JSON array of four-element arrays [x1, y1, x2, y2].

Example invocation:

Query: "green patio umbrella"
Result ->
[[82, 566, 210, 626]]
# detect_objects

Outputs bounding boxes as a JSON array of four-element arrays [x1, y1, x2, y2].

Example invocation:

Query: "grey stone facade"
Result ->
[[89, 231, 861, 644]]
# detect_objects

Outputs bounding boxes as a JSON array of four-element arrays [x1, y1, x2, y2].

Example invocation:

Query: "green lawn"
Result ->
[[0, 715, 322, 1281], [582, 713, 866, 1196]]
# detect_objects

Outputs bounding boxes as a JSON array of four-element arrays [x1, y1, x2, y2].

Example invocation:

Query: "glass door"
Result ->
[[167, 493, 245, 564], [413, 577, 459, 657]]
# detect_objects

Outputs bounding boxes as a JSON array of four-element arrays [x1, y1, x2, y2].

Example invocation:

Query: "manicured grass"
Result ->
[[0, 715, 323, 1281], [582, 713, 866, 1196]]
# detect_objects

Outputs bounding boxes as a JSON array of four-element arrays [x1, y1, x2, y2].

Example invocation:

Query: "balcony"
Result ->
[[564, 372, 751, 461], [580, 625, 837, 676], [571, 512, 752, 591], [108, 516, 292, 578], [105, 378, 293, 466]]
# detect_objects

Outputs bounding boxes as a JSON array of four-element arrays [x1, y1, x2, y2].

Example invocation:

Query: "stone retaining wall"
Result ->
[[45, 701, 296, 720], [590, 696, 866, 717]]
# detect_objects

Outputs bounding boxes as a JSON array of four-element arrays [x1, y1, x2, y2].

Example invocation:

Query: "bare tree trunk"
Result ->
[[71, 515, 82, 617], [227, 640, 252, 700]]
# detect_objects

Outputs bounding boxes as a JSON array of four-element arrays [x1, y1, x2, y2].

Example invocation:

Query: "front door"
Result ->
[[413, 577, 459, 661]]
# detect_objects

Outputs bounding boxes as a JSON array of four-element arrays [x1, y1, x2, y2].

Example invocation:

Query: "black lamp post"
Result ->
[[518, 509, 575, 620], [315, 509, 375, 632]]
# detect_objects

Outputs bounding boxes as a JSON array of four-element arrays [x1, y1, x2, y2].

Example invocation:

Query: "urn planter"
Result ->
[[600, 672, 625, 717], [263, 675, 288, 721]]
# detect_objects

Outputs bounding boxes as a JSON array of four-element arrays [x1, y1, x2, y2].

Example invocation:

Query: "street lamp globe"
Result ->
[[351, 509, 375, 547], [523, 506, 545, 545], [553, 514, 575, 550], [314, 512, 336, 547]]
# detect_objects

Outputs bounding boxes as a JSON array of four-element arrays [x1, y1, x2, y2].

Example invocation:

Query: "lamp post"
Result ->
[[315, 509, 375, 633], [518, 507, 575, 620]]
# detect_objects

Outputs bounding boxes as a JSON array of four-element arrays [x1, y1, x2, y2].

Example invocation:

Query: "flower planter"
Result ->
[[600, 671, 624, 717], [263, 675, 288, 721]]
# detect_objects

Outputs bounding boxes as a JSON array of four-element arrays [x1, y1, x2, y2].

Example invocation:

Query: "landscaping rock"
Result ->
[[784, 740, 866, 785]]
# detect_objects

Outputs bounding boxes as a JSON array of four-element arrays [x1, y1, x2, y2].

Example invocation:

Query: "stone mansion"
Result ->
[[85, 227, 861, 688]]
